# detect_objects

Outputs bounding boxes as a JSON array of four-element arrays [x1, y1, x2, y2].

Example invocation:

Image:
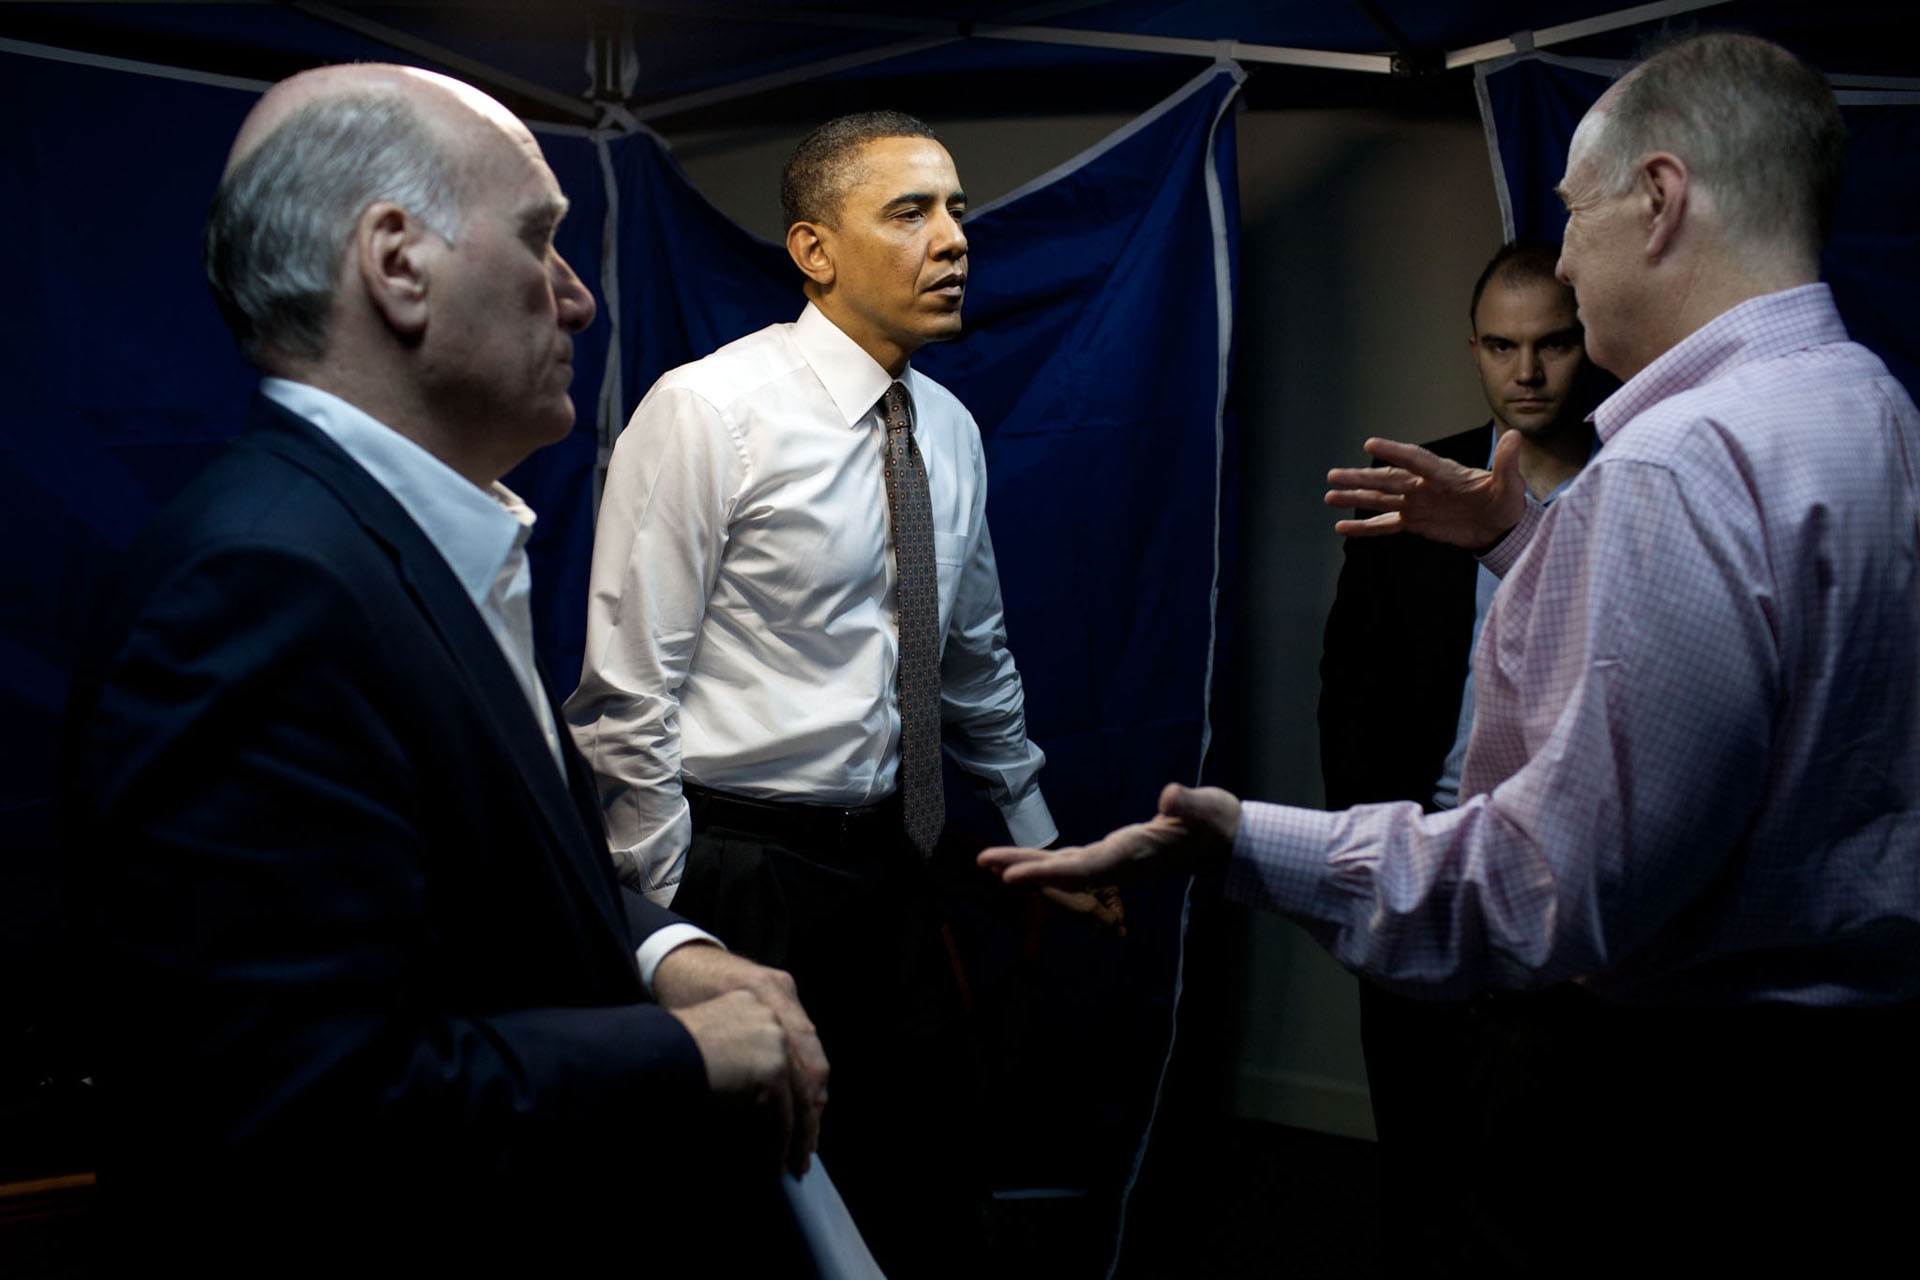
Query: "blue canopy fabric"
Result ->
[[1476, 51, 1920, 399], [2, 39, 1239, 1108], [575, 64, 1244, 848]]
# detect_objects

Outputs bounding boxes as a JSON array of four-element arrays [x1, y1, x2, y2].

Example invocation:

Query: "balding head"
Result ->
[[205, 64, 528, 368], [1572, 34, 1843, 272]]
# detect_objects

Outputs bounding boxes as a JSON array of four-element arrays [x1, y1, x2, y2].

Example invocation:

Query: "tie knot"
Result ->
[[881, 382, 912, 432]]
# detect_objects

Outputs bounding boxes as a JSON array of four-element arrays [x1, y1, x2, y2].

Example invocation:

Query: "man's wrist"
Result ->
[[637, 925, 725, 996]]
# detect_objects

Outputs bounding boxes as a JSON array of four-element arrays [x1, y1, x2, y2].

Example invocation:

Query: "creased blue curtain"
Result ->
[[3, 53, 1241, 1199], [0, 55, 615, 1013], [1, 56, 260, 988], [593, 65, 1243, 845], [1479, 54, 1920, 399]]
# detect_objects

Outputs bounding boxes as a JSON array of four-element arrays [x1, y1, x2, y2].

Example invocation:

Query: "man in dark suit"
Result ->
[[1317, 240, 1598, 1265], [59, 63, 827, 1268]]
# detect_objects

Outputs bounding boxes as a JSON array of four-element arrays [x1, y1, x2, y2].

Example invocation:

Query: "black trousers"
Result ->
[[673, 785, 988, 1280]]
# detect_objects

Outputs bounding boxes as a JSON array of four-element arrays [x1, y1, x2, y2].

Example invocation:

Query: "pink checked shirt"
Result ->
[[1235, 285, 1920, 1004]]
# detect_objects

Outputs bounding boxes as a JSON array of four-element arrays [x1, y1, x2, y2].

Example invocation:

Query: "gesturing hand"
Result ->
[[655, 945, 828, 1176], [978, 783, 1241, 889], [1325, 430, 1526, 551]]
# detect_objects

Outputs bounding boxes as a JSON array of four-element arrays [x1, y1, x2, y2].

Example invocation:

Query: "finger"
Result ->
[[994, 850, 1096, 889], [1489, 425, 1524, 481], [747, 973, 830, 1111], [1332, 512, 1405, 538], [1360, 437, 1443, 473], [1157, 781, 1189, 816], [1324, 488, 1403, 511], [786, 1048, 817, 1177], [772, 1056, 797, 1179], [1324, 466, 1414, 493], [977, 844, 1063, 874]]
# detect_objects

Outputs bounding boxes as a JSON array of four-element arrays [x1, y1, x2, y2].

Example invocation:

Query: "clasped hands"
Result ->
[[653, 943, 829, 1178]]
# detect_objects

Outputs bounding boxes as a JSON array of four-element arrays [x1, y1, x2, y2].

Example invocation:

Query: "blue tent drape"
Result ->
[[2, 52, 1240, 1190], [1476, 51, 1920, 399]]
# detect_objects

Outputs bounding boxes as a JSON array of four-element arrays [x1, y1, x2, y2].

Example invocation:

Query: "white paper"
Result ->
[[780, 1159, 887, 1279]]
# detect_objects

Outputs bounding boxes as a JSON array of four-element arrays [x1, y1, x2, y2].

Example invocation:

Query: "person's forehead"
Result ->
[[464, 117, 564, 204], [1477, 279, 1579, 334], [847, 136, 960, 194]]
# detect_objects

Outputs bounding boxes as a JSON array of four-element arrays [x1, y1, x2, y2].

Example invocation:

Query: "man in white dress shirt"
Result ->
[[567, 111, 1057, 1275]]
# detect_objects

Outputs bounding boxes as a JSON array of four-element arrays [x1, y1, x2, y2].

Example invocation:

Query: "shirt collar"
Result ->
[[1593, 283, 1848, 444], [793, 301, 920, 427], [259, 378, 533, 612]]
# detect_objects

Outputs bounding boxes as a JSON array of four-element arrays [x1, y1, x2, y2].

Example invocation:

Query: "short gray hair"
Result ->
[[1586, 33, 1845, 260], [203, 91, 464, 366]]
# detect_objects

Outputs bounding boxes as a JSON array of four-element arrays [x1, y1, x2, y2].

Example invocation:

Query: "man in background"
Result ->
[[61, 63, 825, 1271], [1317, 239, 1598, 1264], [985, 33, 1920, 1274], [567, 111, 1063, 1276]]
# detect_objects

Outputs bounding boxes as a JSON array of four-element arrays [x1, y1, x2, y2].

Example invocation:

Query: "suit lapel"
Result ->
[[240, 397, 636, 957]]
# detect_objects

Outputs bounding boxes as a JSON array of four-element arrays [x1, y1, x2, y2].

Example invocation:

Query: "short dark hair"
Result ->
[[1591, 32, 1845, 259], [1468, 239, 1571, 329], [780, 110, 940, 229]]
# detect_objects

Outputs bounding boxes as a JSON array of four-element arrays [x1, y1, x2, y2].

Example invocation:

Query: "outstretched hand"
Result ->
[[979, 783, 1241, 889], [1325, 430, 1526, 550]]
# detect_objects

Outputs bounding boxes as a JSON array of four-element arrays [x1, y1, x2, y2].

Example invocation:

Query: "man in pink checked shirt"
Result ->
[[982, 32, 1920, 1276]]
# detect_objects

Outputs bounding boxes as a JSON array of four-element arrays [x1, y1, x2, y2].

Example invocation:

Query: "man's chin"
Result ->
[[1501, 410, 1557, 436], [917, 313, 965, 344]]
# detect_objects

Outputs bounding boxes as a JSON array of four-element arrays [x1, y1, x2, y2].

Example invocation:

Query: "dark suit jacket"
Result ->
[[1318, 423, 1490, 811], [59, 396, 710, 1256]]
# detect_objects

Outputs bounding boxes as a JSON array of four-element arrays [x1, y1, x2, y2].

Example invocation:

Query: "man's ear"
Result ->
[[785, 220, 835, 288], [1639, 152, 1689, 262], [355, 201, 433, 338]]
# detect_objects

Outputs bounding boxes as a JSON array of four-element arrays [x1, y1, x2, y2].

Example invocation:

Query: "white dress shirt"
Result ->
[[261, 378, 713, 986], [566, 303, 1058, 904]]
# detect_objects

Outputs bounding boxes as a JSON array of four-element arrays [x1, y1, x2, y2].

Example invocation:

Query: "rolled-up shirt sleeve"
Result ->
[[565, 384, 744, 905], [1229, 458, 1775, 998], [938, 445, 1058, 849]]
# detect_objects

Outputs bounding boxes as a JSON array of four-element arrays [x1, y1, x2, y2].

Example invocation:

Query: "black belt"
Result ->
[[683, 782, 903, 850]]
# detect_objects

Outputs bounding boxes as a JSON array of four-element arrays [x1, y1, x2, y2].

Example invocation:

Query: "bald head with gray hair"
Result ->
[[1582, 32, 1844, 268], [203, 81, 465, 368]]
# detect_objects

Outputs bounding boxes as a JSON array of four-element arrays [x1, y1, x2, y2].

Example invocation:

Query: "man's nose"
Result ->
[[933, 208, 967, 259], [553, 251, 597, 333], [1516, 348, 1544, 383]]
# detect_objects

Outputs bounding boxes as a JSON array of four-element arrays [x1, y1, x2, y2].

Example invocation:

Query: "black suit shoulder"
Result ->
[[1318, 424, 1490, 811]]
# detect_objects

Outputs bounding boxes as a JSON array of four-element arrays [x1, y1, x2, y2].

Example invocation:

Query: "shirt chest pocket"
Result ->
[[932, 531, 968, 568], [931, 531, 968, 626]]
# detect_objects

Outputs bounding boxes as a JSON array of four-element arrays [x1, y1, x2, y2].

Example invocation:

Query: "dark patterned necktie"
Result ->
[[880, 381, 944, 854]]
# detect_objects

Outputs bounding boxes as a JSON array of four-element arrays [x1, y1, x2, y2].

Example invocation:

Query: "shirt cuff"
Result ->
[[1223, 800, 1344, 916], [635, 923, 725, 994], [1479, 496, 1543, 578], [1001, 790, 1059, 848]]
